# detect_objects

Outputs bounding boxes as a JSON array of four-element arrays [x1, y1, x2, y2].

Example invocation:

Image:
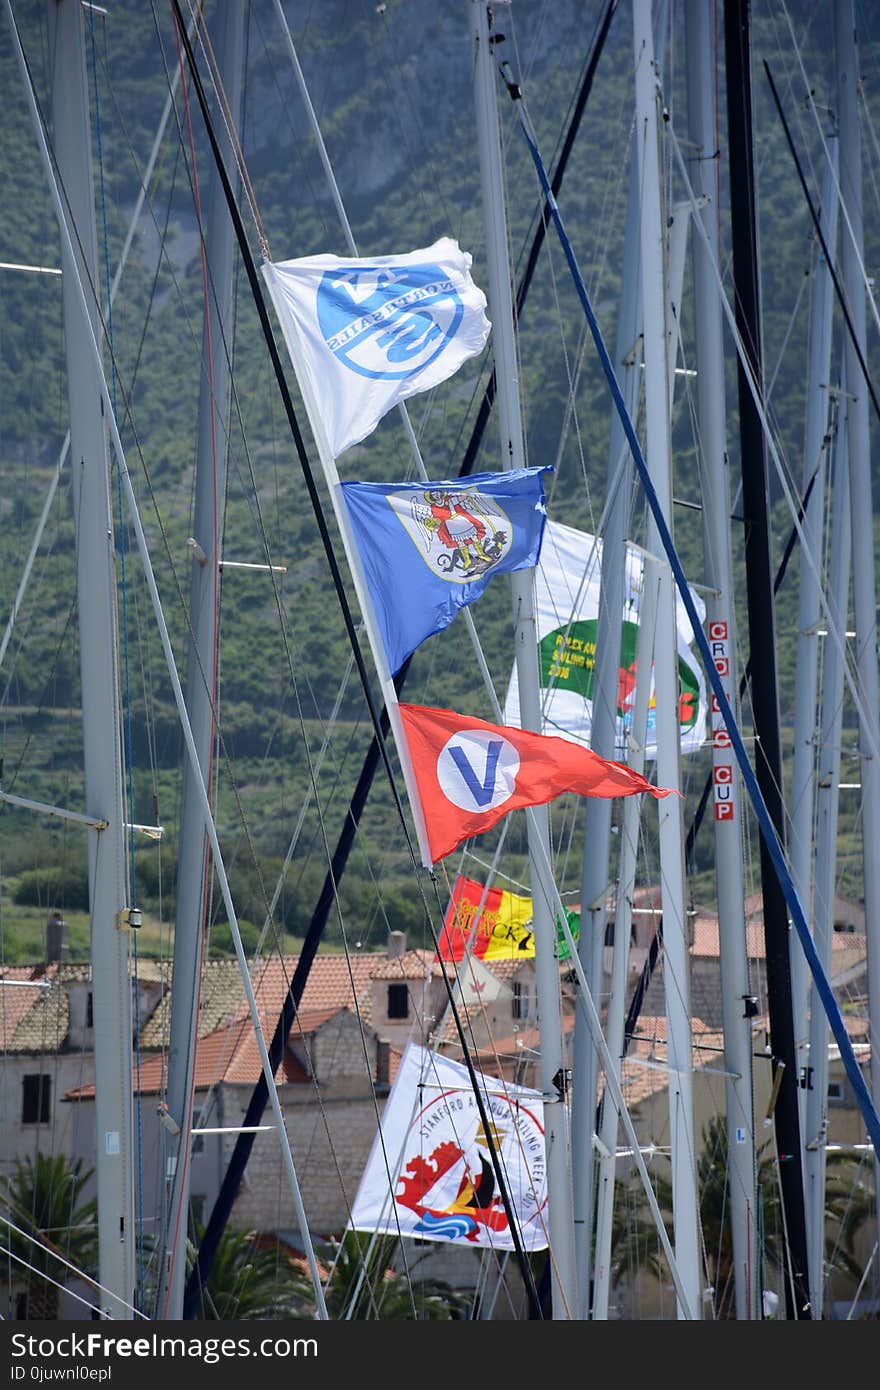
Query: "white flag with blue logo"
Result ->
[[262, 239, 491, 459]]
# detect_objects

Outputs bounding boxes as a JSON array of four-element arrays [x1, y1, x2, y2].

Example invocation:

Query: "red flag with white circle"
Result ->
[[398, 702, 676, 864]]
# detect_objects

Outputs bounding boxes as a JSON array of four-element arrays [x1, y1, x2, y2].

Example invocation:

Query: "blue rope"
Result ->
[[88, 8, 145, 1310], [515, 102, 880, 1159]]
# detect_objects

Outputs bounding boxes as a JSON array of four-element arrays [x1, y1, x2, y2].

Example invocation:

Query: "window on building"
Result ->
[[828, 1079, 845, 1105], [375, 1040, 391, 1089], [86, 993, 93, 1028], [513, 981, 535, 1021], [387, 983, 409, 1020], [22, 1074, 51, 1125]]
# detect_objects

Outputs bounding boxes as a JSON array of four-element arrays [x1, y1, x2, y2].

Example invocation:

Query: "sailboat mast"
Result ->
[[471, 0, 577, 1319], [571, 131, 640, 1321], [631, 0, 700, 1320], [684, 0, 758, 1321], [591, 570, 659, 1320], [833, 0, 880, 1273], [574, 6, 672, 1315], [159, 0, 246, 1321], [806, 384, 850, 1319], [184, 8, 616, 1305], [46, 0, 135, 1319], [789, 139, 838, 1193], [723, 0, 811, 1318]]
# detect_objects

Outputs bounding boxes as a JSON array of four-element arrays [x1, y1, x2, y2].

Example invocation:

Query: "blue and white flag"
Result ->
[[261, 238, 491, 459], [341, 467, 551, 675]]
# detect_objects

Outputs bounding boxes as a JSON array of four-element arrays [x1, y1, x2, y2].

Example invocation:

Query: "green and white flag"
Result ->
[[502, 518, 707, 758]]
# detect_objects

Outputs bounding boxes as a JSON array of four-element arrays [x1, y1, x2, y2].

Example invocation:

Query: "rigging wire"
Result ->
[[7, 0, 332, 1316], [3, 0, 711, 1323], [665, 117, 880, 771], [158, 1, 230, 1313], [4, 5, 375, 1317], [777, 0, 880, 345], [156, 157, 452, 1315], [143, 7, 401, 1253], [510, 66, 880, 1242], [169, 0, 625, 1312], [763, 62, 880, 429], [184, 0, 266, 254], [0, 1211, 148, 1320]]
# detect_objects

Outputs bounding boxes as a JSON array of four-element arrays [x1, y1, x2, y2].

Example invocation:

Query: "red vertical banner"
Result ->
[[708, 622, 736, 821]]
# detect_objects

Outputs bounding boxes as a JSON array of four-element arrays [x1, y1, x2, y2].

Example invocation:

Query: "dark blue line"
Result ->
[[516, 108, 880, 1157]]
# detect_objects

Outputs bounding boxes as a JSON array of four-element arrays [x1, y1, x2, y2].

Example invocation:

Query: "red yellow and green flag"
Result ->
[[438, 874, 581, 963]]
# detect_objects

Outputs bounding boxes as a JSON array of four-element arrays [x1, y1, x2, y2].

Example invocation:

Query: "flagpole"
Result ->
[[571, 75, 645, 1320], [806, 382, 849, 1319], [628, 0, 701, 1318], [571, 3, 670, 1313], [158, 0, 246, 1321], [260, 265, 432, 867], [472, 0, 577, 1319], [591, 559, 660, 1319], [834, 0, 880, 1274]]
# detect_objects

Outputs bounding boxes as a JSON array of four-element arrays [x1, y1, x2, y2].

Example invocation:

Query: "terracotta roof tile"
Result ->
[[0, 966, 54, 1048], [138, 959, 239, 1050], [598, 1015, 727, 1108], [64, 1006, 327, 1100], [370, 950, 444, 981], [691, 913, 867, 967], [4, 948, 545, 1061]]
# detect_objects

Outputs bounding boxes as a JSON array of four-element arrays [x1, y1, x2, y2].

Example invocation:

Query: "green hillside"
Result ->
[[0, 0, 876, 963]]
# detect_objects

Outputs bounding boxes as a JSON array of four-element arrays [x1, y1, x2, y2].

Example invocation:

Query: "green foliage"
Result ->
[[12, 865, 90, 912], [0, 0, 875, 965], [1, 1153, 98, 1320], [301, 1230, 470, 1320], [207, 916, 260, 958], [610, 1115, 877, 1318], [185, 1225, 305, 1320]]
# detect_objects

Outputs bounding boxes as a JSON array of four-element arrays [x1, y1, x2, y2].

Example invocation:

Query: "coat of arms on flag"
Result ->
[[394, 484, 513, 580], [341, 467, 550, 674], [348, 1044, 548, 1250]]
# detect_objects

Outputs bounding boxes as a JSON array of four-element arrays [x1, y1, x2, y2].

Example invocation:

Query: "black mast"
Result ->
[[723, 0, 811, 1318]]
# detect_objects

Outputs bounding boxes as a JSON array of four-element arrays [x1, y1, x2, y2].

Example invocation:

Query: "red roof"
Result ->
[[64, 1008, 337, 1099], [0, 965, 54, 1047]]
